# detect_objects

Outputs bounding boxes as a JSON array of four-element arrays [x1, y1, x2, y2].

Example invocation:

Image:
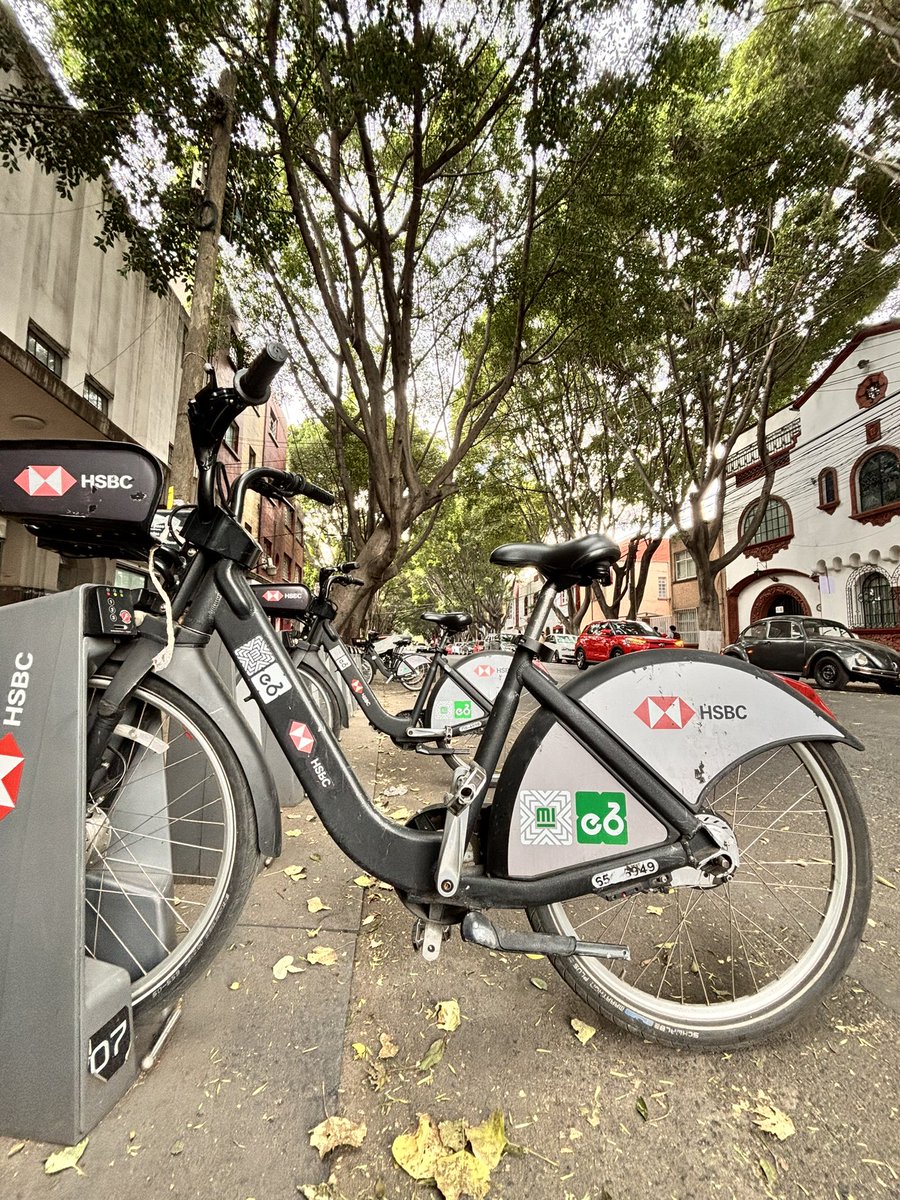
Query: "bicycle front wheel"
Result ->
[[86, 675, 259, 1016], [396, 653, 428, 692], [359, 654, 374, 685], [528, 742, 871, 1047]]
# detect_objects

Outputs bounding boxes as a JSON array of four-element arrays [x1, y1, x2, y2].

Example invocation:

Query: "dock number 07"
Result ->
[[88, 1009, 131, 1080]]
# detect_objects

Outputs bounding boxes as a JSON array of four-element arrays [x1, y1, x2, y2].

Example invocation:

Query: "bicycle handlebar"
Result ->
[[233, 342, 289, 405]]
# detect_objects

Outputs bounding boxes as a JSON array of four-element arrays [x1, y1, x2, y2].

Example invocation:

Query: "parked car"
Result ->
[[574, 620, 681, 669], [722, 615, 900, 692], [541, 632, 577, 663]]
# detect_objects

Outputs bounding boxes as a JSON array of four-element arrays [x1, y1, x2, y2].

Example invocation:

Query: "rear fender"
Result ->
[[290, 643, 351, 728], [487, 649, 862, 881]]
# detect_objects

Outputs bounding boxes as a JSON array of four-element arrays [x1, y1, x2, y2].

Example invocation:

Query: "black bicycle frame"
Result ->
[[180, 558, 712, 909], [304, 618, 492, 747]]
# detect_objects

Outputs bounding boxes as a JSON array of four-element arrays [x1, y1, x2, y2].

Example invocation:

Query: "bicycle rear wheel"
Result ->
[[396, 652, 429, 692], [86, 675, 259, 1016], [528, 741, 871, 1047]]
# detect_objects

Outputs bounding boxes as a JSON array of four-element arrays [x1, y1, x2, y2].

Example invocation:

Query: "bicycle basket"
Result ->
[[0, 440, 165, 559]]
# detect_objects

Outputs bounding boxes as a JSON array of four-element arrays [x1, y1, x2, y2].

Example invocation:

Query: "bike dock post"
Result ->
[[0, 588, 137, 1144]]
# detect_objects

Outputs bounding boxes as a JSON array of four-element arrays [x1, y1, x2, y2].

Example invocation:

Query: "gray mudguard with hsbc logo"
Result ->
[[488, 649, 862, 880]]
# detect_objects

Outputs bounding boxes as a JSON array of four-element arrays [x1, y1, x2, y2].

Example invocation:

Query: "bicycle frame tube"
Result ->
[[190, 560, 712, 907]]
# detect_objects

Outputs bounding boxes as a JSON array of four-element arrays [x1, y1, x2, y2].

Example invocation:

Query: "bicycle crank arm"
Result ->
[[460, 912, 629, 961]]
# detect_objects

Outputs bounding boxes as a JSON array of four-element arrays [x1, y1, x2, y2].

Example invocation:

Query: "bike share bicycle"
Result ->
[[0, 343, 872, 1048]]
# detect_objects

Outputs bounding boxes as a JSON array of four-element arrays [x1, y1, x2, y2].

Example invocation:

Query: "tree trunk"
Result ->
[[696, 566, 723, 652], [333, 522, 401, 638]]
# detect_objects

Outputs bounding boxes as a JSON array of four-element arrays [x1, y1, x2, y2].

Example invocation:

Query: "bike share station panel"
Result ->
[[0, 587, 139, 1144]]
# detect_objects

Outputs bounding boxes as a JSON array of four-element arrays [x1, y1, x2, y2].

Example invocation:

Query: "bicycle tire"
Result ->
[[397, 652, 429, 692], [86, 675, 259, 1017], [292, 659, 342, 737], [528, 741, 871, 1048], [359, 655, 374, 685]]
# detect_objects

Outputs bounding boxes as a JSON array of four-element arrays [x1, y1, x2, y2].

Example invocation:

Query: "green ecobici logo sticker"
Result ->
[[453, 699, 473, 719], [574, 791, 628, 844]]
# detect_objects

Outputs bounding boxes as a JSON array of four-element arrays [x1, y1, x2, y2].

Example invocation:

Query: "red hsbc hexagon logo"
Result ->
[[634, 696, 696, 730], [0, 732, 25, 821], [474, 663, 495, 678], [350, 678, 364, 694], [262, 589, 284, 602], [14, 465, 77, 497], [288, 721, 315, 754]]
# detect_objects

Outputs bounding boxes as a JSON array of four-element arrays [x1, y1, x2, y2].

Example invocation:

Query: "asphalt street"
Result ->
[[1, 668, 897, 1200]]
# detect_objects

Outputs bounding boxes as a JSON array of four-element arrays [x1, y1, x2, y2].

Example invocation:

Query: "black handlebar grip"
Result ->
[[234, 342, 289, 404], [289, 474, 336, 506]]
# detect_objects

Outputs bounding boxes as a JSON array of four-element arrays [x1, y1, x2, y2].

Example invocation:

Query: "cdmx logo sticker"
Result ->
[[14, 465, 77, 497], [0, 732, 25, 822], [519, 789, 629, 846], [634, 695, 696, 730]]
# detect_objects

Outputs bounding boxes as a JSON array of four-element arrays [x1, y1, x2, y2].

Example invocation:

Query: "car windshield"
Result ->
[[811, 622, 857, 640], [612, 621, 658, 637], [553, 634, 575, 644]]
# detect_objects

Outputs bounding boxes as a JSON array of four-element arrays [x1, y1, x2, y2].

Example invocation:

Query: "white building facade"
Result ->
[[721, 321, 900, 650], [0, 10, 187, 602]]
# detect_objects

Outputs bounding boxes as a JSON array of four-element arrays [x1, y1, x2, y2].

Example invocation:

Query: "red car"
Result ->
[[575, 620, 681, 668]]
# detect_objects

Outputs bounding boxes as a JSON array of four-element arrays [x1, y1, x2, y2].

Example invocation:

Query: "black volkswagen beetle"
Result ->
[[723, 615, 900, 692]]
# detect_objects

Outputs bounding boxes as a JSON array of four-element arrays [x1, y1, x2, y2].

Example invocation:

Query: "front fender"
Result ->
[[487, 649, 862, 880]]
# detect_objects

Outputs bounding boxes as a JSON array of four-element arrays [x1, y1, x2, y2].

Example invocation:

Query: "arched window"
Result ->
[[740, 497, 794, 560], [847, 566, 899, 629], [818, 468, 838, 512], [858, 450, 900, 512]]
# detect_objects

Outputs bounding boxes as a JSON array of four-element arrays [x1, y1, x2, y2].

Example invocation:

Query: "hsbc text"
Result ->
[[4, 652, 33, 727], [698, 704, 747, 720], [80, 474, 135, 489]]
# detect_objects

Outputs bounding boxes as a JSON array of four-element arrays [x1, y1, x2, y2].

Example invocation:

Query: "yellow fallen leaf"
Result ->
[[44, 1139, 89, 1176], [353, 875, 376, 888], [438, 1119, 467, 1152], [466, 1109, 508, 1169], [308, 1116, 367, 1158], [433, 1149, 491, 1200], [875, 875, 896, 889], [7, 1142, 25, 1158], [272, 954, 304, 980], [229, 981, 241, 990], [378, 1032, 399, 1059], [751, 1104, 796, 1141], [392, 1114, 445, 1180], [435, 1000, 461, 1032], [307, 896, 330, 914], [285, 829, 303, 837], [417, 1038, 445, 1070], [307, 946, 338, 966], [530, 976, 548, 991], [571, 1018, 596, 1045], [352, 1043, 371, 1060], [646, 904, 664, 915], [282, 865, 307, 881]]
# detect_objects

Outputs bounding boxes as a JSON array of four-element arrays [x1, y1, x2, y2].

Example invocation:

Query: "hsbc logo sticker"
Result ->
[[0, 732, 24, 822], [289, 722, 315, 754], [474, 664, 495, 678], [350, 678, 364, 694], [14, 465, 77, 497], [262, 589, 284, 602], [634, 696, 696, 730]]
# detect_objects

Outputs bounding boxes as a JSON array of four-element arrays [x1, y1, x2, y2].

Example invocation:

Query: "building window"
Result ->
[[818, 468, 838, 513], [268, 410, 278, 442], [857, 449, 900, 514], [26, 322, 64, 377], [285, 555, 293, 579], [674, 608, 698, 642], [284, 503, 293, 530], [847, 567, 898, 628], [657, 575, 668, 600], [223, 421, 239, 453], [855, 372, 888, 409], [673, 550, 696, 582], [740, 496, 794, 561], [248, 446, 256, 470], [83, 377, 111, 416]]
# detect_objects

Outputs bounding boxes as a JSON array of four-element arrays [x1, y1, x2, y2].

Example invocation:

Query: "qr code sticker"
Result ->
[[235, 636, 274, 676], [248, 660, 291, 704]]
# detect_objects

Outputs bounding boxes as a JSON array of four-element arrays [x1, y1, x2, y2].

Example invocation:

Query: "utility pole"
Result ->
[[168, 68, 236, 504]]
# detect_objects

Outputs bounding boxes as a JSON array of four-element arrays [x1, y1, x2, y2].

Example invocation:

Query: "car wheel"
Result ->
[[609, 647, 624, 658], [878, 679, 900, 694], [813, 657, 849, 690], [575, 647, 588, 671]]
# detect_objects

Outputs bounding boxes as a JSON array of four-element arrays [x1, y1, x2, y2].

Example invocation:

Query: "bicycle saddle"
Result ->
[[490, 533, 620, 587], [421, 611, 472, 632]]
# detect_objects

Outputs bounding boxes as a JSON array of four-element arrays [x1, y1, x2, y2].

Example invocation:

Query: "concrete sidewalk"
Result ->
[[2, 686, 899, 1200]]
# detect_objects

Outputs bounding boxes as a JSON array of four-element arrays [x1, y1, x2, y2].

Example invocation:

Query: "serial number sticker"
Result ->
[[591, 858, 659, 891], [248, 661, 291, 704]]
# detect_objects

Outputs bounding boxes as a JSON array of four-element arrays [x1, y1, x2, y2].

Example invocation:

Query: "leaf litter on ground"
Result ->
[[44, 1139, 89, 1176], [309, 1116, 367, 1158], [392, 1110, 508, 1200]]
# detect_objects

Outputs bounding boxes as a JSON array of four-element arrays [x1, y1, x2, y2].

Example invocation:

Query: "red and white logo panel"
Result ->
[[262, 589, 284, 602], [474, 663, 495, 678], [14, 465, 77, 497], [0, 732, 25, 821], [634, 695, 696, 730], [350, 678, 364, 694], [288, 721, 315, 754]]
